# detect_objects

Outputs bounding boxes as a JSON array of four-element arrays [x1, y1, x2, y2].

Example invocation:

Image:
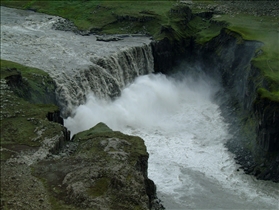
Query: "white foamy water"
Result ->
[[65, 73, 279, 209], [2, 6, 277, 209], [1, 6, 153, 115]]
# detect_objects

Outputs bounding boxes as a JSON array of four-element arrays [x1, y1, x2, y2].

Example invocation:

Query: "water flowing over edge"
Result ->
[[1, 6, 279, 210], [0, 6, 154, 116], [65, 73, 279, 209]]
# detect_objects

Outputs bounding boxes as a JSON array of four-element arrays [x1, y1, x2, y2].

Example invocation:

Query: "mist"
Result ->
[[65, 72, 219, 136], [64, 71, 279, 209]]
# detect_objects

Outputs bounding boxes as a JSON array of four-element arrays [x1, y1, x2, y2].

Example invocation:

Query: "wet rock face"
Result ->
[[254, 98, 279, 153], [180, 28, 279, 182], [152, 38, 175, 74], [151, 26, 278, 182]]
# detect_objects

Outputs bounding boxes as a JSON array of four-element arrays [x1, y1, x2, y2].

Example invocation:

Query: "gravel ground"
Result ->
[[182, 0, 279, 17]]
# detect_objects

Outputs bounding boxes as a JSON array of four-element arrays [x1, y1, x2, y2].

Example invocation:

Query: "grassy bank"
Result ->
[[212, 13, 279, 102], [0, 0, 224, 41], [1, 0, 277, 100], [0, 60, 62, 159], [1, 0, 174, 37]]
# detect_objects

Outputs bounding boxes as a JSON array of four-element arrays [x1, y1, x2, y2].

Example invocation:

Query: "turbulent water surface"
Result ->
[[1, 6, 278, 210], [66, 73, 279, 209], [1, 6, 153, 115]]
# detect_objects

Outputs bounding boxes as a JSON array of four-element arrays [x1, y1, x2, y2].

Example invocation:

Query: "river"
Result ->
[[1, 6, 278, 210], [65, 73, 279, 209]]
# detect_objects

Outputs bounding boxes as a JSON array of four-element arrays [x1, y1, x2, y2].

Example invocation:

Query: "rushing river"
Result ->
[[65, 73, 279, 209], [1, 6, 278, 209]]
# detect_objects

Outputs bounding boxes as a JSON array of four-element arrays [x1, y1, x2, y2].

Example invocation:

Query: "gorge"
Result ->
[[1, 2, 279, 210]]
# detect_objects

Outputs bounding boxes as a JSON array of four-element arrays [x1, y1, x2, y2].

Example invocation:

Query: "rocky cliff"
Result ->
[[31, 122, 160, 210], [151, 25, 279, 182], [0, 61, 161, 210], [193, 29, 279, 182]]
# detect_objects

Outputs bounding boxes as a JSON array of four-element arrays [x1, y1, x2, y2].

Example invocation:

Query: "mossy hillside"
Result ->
[[0, 60, 63, 160], [1, 0, 173, 36], [1, 0, 225, 43], [1, 60, 57, 104], [212, 14, 279, 102]]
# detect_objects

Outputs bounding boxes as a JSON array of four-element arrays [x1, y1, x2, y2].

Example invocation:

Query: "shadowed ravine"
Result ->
[[1, 6, 279, 210]]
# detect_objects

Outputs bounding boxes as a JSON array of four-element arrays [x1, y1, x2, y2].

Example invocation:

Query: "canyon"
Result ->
[[1, 2, 278, 209]]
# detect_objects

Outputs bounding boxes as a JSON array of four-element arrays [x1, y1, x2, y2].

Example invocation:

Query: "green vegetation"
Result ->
[[0, 60, 62, 158], [212, 14, 279, 102], [1, 0, 225, 42], [87, 177, 110, 197], [1, 1, 277, 101], [1, 0, 174, 37], [0, 60, 57, 104], [73, 122, 147, 162]]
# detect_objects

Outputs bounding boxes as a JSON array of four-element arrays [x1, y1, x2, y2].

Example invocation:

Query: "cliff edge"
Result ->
[[0, 61, 161, 210]]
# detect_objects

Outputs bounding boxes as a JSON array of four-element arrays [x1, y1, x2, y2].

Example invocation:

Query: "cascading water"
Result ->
[[1, 6, 153, 116], [1, 6, 279, 210], [65, 73, 279, 209]]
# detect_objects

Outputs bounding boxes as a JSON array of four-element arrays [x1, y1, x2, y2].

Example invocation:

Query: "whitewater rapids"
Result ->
[[1, 5, 278, 209], [65, 73, 279, 209], [0, 6, 153, 115]]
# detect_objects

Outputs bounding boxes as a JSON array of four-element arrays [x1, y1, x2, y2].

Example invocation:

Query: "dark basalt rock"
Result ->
[[185, 29, 279, 182], [151, 38, 175, 74], [96, 35, 123, 42], [151, 26, 279, 182], [47, 110, 64, 125]]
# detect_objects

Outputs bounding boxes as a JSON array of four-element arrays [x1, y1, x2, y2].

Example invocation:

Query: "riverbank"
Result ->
[[1, 1, 278, 209]]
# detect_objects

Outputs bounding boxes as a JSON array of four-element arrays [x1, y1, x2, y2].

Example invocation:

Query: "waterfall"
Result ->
[[65, 71, 279, 210], [0, 6, 154, 116], [57, 44, 154, 116], [2, 7, 279, 209]]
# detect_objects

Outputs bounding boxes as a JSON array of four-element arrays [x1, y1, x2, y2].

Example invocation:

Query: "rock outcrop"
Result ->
[[151, 26, 279, 182], [195, 29, 279, 182], [32, 123, 161, 210], [0, 61, 161, 209]]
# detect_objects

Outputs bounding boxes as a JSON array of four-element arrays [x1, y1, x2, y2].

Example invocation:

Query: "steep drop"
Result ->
[[65, 73, 279, 209], [1, 6, 154, 116]]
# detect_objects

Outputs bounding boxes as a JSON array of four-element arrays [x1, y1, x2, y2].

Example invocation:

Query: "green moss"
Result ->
[[0, 150, 16, 161], [1, 60, 57, 104], [87, 177, 110, 197], [212, 14, 279, 102], [73, 123, 147, 164], [0, 60, 62, 150], [185, 16, 224, 44], [258, 88, 279, 102], [34, 175, 76, 210], [1, 60, 49, 79], [75, 122, 113, 138]]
